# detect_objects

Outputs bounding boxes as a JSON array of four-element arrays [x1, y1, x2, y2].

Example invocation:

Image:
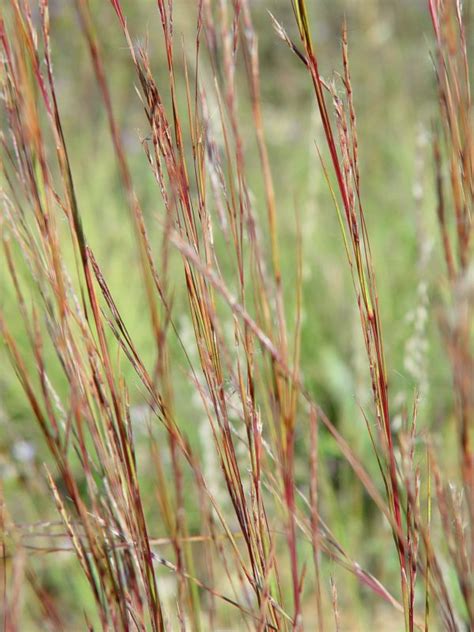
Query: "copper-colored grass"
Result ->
[[0, 0, 471, 630]]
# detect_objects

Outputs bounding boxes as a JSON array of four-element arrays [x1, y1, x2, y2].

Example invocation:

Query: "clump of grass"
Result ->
[[0, 0, 471, 630], [429, 0, 473, 623]]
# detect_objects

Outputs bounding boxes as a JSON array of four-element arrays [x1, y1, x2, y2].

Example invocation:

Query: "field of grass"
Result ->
[[0, 0, 472, 630]]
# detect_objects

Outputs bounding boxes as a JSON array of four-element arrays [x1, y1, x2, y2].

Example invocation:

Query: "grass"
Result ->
[[0, 0, 472, 630]]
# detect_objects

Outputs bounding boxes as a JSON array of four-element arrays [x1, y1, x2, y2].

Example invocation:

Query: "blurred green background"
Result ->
[[0, 0, 468, 629]]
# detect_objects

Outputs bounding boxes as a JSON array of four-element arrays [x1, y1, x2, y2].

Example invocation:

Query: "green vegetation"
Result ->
[[0, 0, 472, 630]]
